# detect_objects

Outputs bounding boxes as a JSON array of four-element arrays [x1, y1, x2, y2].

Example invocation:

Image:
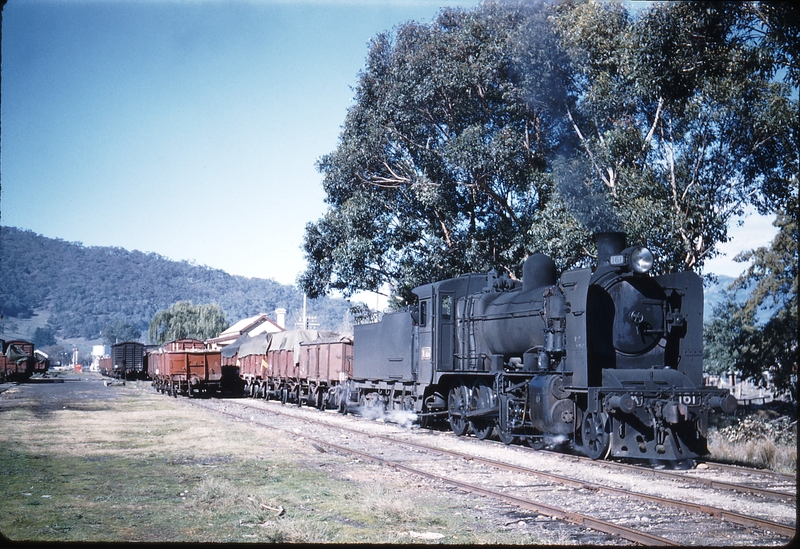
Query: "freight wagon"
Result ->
[[0, 339, 37, 382], [298, 336, 353, 409], [227, 330, 350, 407], [149, 339, 235, 397], [108, 341, 147, 380]]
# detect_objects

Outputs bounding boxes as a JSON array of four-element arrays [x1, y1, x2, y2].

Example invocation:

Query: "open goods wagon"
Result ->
[[229, 329, 349, 407], [1, 339, 40, 382], [98, 356, 113, 377], [149, 339, 236, 397], [225, 333, 268, 398], [298, 337, 353, 409]]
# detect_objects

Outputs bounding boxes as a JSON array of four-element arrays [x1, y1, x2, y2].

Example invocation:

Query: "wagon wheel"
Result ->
[[581, 411, 611, 460], [315, 389, 326, 410], [495, 427, 516, 445], [448, 385, 470, 436], [296, 386, 303, 408], [280, 387, 288, 405], [526, 435, 545, 450], [469, 382, 494, 440]]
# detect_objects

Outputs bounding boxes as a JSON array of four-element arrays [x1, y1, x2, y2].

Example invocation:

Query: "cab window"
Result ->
[[441, 295, 452, 320]]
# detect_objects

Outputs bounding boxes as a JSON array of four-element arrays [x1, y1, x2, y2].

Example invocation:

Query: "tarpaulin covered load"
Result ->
[[238, 332, 273, 358], [267, 330, 340, 358], [5, 343, 32, 365], [1, 340, 36, 380], [221, 333, 253, 366], [233, 332, 272, 378], [259, 330, 339, 379]]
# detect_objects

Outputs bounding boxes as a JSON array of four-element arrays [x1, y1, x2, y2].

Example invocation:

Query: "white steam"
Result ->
[[353, 406, 418, 429], [544, 434, 569, 447]]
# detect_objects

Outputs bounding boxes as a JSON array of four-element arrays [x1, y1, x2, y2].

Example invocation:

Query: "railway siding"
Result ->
[[194, 395, 796, 545]]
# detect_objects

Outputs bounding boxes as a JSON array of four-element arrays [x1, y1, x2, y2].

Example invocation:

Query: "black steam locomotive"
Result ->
[[342, 232, 737, 461]]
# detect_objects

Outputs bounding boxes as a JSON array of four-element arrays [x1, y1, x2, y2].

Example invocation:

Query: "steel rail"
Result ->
[[296, 401, 798, 538], [198, 396, 796, 538], [351, 428, 797, 539], [454, 453, 797, 539], [607, 460, 796, 503], [696, 461, 796, 483], [187, 399, 679, 546], [533, 450, 797, 503]]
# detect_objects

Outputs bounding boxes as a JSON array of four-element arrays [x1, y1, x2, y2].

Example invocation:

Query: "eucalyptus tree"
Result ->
[[148, 301, 228, 345], [300, 2, 572, 303], [300, 1, 797, 302], [538, 1, 798, 274]]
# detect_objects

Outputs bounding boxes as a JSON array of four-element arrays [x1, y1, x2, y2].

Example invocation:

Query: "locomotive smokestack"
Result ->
[[522, 254, 557, 291], [595, 232, 626, 267]]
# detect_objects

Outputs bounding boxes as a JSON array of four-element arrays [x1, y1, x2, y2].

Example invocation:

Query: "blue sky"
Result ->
[[1, 0, 778, 293], [1, 0, 481, 286]]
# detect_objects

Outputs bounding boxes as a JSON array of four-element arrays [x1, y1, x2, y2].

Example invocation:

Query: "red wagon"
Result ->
[[298, 337, 353, 409], [149, 339, 230, 397], [0, 340, 37, 382]]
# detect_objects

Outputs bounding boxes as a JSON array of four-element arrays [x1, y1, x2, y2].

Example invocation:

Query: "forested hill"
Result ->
[[0, 226, 351, 340]]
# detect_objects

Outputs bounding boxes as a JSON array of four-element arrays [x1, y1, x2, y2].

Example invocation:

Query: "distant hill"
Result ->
[[0, 226, 352, 342], [1, 225, 754, 347]]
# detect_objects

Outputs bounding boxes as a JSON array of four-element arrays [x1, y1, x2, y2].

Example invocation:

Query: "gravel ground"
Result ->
[[201, 389, 796, 545]]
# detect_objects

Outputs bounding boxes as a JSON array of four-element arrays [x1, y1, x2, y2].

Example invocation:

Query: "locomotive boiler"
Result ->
[[345, 232, 737, 461]]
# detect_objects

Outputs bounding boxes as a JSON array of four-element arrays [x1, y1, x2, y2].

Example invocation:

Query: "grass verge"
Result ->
[[706, 409, 797, 474], [0, 379, 552, 544]]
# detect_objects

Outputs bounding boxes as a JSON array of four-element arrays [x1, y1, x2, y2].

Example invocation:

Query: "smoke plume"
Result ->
[[552, 156, 620, 234]]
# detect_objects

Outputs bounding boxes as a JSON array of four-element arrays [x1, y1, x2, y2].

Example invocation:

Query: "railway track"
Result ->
[[183, 395, 795, 545], [698, 461, 796, 482], [527, 448, 796, 504]]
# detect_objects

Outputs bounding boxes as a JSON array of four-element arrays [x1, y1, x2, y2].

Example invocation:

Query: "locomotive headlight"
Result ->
[[630, 247, 654, 274]]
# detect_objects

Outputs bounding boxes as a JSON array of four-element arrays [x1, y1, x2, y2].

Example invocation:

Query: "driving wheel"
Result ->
[[582, 411, 611, 460], [448, 385, 470, 436], [469, 381, 494, 440]]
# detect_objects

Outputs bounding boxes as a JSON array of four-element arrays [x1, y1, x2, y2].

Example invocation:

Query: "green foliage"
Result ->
[[546, 1, 797, 272], [148, 301, 228, 345], [301, 1, 797, 303], [300, 2, 570, 303], [101, 322, 142, 345], [0, 227, 351, 340], [718, 414, 796, 447], [31, 327, 56, 347], [704, 198, 798, 399]]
